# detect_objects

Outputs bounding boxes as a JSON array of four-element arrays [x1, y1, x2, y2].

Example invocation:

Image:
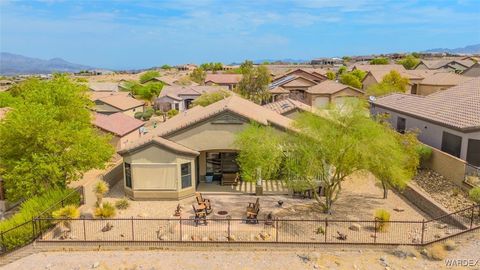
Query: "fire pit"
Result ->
[[215, 210, 231, 219]]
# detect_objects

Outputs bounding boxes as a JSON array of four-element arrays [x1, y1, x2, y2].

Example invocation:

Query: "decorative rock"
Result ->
[[434, 233, 443, 239], [101, 222, 113, 232], [436, 223, 448, 229], [349, 223, 361, 231], [137, 212, 148, 218], [393, 206, 405, 212], [92, 262, 100, 268]]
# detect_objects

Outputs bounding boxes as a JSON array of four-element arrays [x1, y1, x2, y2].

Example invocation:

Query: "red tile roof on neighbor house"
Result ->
[[204, 74, 242, 84], [98, 94, 144, 111], [94, 112, 145, 136], [372, 77, 479, 131]]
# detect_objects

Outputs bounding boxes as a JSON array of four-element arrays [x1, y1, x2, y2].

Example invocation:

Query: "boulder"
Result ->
[[349, 223, 361, 231], [101, 222, 113, 232], [393, 206, 405, 212]]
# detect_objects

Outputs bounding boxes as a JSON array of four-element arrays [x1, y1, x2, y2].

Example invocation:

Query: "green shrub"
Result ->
[[416, 145, 433, 163], [115, 198, 130, 210], [52, 205, 80, 229], [93, 180, 109, 206], [154, 110, 162, 116], [167, 109, 179, 118], [469, 187, 480, 204], [374, 209, 391, 232], [0, 188, 80, 251], [94, 202, 116, 218], [134, 112, 143, 119]]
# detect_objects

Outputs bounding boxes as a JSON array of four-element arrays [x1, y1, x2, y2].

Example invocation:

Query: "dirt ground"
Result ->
[[3, 233, 479, 270]]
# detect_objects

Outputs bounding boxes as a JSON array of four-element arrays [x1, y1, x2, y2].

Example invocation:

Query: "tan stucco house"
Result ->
[[118, 96, 293, 200], [93, 112, 145, 150]]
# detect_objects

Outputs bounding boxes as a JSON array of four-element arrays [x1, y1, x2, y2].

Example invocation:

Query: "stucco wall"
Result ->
[[122, 105, 144, 117], [463, 66, 480, 77], [362, 74, 379, 90], [423, 145, 467, 186], [417, 84, 452, 96], [371, 106, 480, 162]]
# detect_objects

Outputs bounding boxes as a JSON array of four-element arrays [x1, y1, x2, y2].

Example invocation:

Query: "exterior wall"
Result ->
[[118, 128, 144, 150], [122, 105, 144, 117], [415, 63, 428, 70], [95, 103, 120, 114], [280, 70, 325, 82], [282, 77, 316, 88], [417, 84, 453, 96], [123, 145, 196, 200], [362, 74, 379, 90], [423, 145, 467, 186], [462, 65, 480, 77], [371, 106, 480, 162]]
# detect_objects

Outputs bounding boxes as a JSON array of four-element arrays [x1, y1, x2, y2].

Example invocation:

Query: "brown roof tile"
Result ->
[[94, 112, 144, 136], [307, 80, 364, 95], [263, 98, 313, 114], [205, 74, 242, 84], [420, 72, 470, 86], [98, 95, 144, 111]]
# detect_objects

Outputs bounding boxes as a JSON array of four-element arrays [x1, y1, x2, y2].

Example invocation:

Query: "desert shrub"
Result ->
[[374, 209, 391, 232], [94, 202, 116, 218], [134, 112, 143, 119], [115, 198, 130, 210], [52, 205, 80, 228], [444, 240, 456, 251], [139, 70, 160, 84], [426, 243, 447, 261], [142, 108, 154, 120], [154, 110, 162, 116], [0, 188, 80, 251], [167, 109, 178, 118], [416, 145, 433, 163], [469, 187, 480, 204], [93, 180, 109, 206]]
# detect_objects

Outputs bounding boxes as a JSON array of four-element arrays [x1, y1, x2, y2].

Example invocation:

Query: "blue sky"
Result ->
[[1, 0, 479, 69]]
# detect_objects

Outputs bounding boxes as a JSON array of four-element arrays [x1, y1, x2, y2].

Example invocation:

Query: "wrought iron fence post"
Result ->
[[0, 231, 4, 253], [39, 218, 43, 240], [31, 218, 36, 239], [131, 217, 135, 241], [373, 219, 377, 244], [83, 217, 86, 241], [324, 218, 328, 243], [470, 205, 475, 229], [275, 218, 278, 243], [179, 217, 183, 241], [227, 219, 231, 240], [421, 219, 425, 245], [61, 198, 64, 207]]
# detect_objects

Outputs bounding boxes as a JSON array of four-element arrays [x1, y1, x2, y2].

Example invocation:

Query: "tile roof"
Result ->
[[419, 59, 475, 69], [158, 85, 228, 100], [372, 77, 479, 131], [420, 72, 470, 86], [94, 112, 145, 136], [307, 80, 364, 94], [353, 64, 406, 72], [365, 70, 425, 84], [120, 95, 293, 152], [205, 74, 242, 84], [269, 86, 290, 94], [88, 91, 130, 102], [263, 98, 313, 115], [119, 136, 200, 156], [88, 82, 119, 92], [98, 95, 144, 111]]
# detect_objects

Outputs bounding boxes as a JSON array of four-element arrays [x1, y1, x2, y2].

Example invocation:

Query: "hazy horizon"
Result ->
[[1, 0, 480, 69]]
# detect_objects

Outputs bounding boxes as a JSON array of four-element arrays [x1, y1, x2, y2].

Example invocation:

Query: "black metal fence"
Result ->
[[0, 187, 84, 254], [35, 204, 480, 246], [465, 164, 480, 187]]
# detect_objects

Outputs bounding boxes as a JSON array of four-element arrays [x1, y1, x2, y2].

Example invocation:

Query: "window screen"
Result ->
[[441, 132, 462, 158], [125, 163, 132, 188], [181, 163, 192, 189]]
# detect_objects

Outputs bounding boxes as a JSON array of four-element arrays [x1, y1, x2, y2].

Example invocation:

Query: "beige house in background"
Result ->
[[361, 70, 424, 93], [306, 80, 364, 107], [93, 112, 145, 150], [118, 96, 293, 200], [94, 94, 144, 117], [204, 74, 242, 90], [414, 59, 474, 73], [462, 62, 480, 77], [415, 72, 470, 96]]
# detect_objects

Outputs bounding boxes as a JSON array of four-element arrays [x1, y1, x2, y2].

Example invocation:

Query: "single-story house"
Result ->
[[361, 70, 424, 93], [370, 77, 479, 166], [269, 74, 319, 103], [273, 68, 327, 84], [414, 72, 470, 96], [204, 74, 242, 90], [88, 82, 120, 92], [94, 94, 144, 117], [414, 59, 474, 73], [462, 62, 480, 77], [154, 85, 228, 112], [352, 64, 406, 73], [94, 112, 146, 150], [263, 98, 313, 119], [306, 80, 364, 107], [118, 95, 293, 200]]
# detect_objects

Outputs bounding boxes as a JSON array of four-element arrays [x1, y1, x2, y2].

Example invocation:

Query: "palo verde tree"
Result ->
[[397, 54, 420, 70], [366, 70, 410, 97], [236, 62, 271, 104], [190, 67, 206, 84], [139, 70, 160, 84], [0, 75, 114, 201]]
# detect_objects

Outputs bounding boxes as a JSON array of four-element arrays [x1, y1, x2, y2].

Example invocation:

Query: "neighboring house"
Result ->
[[306, 80, 364, 107], [154, 85, 228, 112], [204, 74, 242, 90], [143, 76, 198, 86], [94, 94, 144, 117], [361, 70, 425, 93], [263, 98, 313, 119], [310, 58, 343, 66], [88, 82, 120, 92], [175, 64, 197, 71], [351, 64, 406, 73], [269, 75, 319, 103], [414, 59, 474, 73], [462, 62, 480, 77], [415, 72, 470, 96], [370, 77, 479, 166], [273, 68, 327, 83], [94, 113, 145, 150], [118, 95, 293, 200]]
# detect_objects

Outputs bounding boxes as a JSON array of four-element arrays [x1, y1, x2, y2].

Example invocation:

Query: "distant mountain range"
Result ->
[[424, 44, 480, 54], [0, 52, 95, 75]]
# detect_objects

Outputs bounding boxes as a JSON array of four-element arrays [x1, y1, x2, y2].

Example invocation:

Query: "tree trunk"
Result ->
[[382, 181, 388, 199]]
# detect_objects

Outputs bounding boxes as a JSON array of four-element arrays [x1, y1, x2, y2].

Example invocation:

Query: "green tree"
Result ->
[[349, 69, 367, 81], [236, 63, 271, 104], [397, 55, 420, 70], [137, 82, 163, 105], [0, 76, 114, 201], [191, 90, 231, 107], [411, 52, 421, 58], [161, 64, 172, 70], [190, 68, 206, 84], [337, 66, 347, 76], [366, 70, 410, 96], [139, 70, 160, 84], [370, 57, 390, 65], [239, 60, 254, 74], [326, 71, 336, 80], [339, 73, 362, 89], [235, 123, 284, 183]]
